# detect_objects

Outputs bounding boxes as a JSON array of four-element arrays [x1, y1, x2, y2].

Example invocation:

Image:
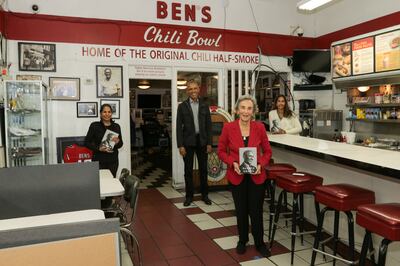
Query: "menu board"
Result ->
[[352, 37, 374, 75], [332, 42, 352, 78], [375, 30, 400, 72]]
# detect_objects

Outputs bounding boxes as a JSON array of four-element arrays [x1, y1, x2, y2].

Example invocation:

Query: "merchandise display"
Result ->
[[4, 81, 47, 167]]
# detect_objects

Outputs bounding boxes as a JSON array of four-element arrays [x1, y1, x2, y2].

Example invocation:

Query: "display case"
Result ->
[[4, 81, 48, 167]]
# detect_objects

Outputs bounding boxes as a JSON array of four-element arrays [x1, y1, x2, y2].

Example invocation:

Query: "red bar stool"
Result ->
[[265, 163, 297, 240], [357, 203, 400, 266], [311, 184, 375, 266], [270, 172, 323, 265]]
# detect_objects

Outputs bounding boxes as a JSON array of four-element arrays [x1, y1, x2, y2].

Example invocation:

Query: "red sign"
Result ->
[[157, 1, 211, 23]]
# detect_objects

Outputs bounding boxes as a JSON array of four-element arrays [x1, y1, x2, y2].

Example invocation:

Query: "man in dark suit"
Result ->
[[177, 79, 212, 206]]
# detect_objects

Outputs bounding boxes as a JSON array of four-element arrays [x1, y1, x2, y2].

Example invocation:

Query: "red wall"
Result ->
[[2, 10, 400, 56]]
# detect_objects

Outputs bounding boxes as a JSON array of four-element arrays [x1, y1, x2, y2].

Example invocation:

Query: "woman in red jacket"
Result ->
[[218, 95, 272, 257]]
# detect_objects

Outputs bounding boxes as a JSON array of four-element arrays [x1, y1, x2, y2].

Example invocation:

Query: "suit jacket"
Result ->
[[176, 98, 212, 147], [217, 120, 272, 185]]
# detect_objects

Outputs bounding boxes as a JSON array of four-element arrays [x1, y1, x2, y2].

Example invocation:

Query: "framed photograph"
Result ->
[[96, 65, 123, 98], [100, 99, 120, 119], [18, 42, 56, 72], [16, 74, 42, 81], [49, 77, 80, 100], [77, 102, 98, 118]]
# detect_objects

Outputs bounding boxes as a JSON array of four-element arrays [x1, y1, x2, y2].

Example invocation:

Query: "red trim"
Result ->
[[2, 11, 400, 56]]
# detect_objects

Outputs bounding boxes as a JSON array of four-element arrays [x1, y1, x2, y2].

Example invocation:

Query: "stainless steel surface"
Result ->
[[299, 109, 343, 140]]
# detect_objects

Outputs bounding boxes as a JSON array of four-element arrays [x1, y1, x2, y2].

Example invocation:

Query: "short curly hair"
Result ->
[[234, 95, 259, 117]]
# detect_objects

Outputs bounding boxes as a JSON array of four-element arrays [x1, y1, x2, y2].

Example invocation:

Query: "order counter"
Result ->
[[267, 133, 400, 261]]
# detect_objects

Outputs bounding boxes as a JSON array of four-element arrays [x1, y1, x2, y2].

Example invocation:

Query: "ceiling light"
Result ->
[[137, 80, 150, 90], [177, 79, 187, 86], [177, 85, 187, 90], [357, 86, 370, 92], [297, 0, 333, 11]]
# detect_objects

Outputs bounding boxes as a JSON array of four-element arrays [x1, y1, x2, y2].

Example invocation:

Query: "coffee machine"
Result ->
[[298, 100, 315, 137]]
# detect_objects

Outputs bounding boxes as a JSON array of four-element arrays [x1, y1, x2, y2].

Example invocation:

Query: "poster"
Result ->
[[352, 37, 374, 75], [375, 30, 400, 72], [332, 42, 352, 78]]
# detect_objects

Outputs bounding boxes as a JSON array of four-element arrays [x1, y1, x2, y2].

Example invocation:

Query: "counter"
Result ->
[[267, 133, 400, 263], [268, 134, 400, 179]]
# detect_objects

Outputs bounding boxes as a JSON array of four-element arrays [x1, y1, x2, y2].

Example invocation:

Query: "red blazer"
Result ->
[[218, 120, 272, 185]]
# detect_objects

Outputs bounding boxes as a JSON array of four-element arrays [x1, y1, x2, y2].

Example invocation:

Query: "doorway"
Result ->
[[129, 78, 172, 188]]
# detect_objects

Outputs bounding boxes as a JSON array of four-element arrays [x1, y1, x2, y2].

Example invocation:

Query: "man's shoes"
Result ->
[[236, 241, 247, 254], [256, 244, 270, 257], [202, 196, 212, 205], [183, 198, 192, 207]]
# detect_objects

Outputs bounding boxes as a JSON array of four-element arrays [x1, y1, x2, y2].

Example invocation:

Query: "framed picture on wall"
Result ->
[[96, 65, 123, 98], [56, 136, 92, 163], [100, 99, 120, 119], [16, 74, 42, 81], [77, 102, 98, 118], [18, 42, 56, 72], [49, 77, 80, 100]]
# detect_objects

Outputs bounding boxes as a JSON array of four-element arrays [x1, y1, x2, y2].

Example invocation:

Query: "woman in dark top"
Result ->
[[85, 104, 123, 177]]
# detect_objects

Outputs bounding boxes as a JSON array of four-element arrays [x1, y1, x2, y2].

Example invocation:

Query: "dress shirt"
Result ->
[[190, 98, 199, 134]]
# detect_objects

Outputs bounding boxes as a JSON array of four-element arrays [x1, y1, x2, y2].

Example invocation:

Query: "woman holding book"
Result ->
[[218, 95, 272, 257], [85, 103, 123, 177], [269, 95, 302, 135]]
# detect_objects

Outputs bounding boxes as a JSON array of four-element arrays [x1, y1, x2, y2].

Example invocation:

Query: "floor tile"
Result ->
[[194, 219, 224, 230], [168, 255, 203, 266], [214, 235, 239, 250], [179, 207, 204, 215], [197, 250, 237, 266], [174, 202, 197, 209], [205, 227, 235, 239], [187, 213, 213, 222], [208, 210, 236, 219], [159, 244, 194, 259], [198, 204, 225, 213], [240, 258, 275, 266], [217, 216, 238, 226], [269, 253, 310, 266]]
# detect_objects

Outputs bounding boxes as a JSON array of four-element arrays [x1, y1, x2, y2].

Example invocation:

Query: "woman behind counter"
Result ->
[[218, 95, 272, 257], [269, 94, 302, 135], [85, 104, 123, 177]]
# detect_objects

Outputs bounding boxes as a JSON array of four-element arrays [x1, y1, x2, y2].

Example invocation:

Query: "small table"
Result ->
[[99, 169, 124, 198]]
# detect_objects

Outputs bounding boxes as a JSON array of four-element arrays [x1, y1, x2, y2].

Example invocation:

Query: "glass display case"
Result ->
[[4, 81, 48, 167]]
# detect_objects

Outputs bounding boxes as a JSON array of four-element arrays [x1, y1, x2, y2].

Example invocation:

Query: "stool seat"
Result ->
[[315, 184, 375, 212], [265, 163, 296, 180], [277, 172, 323, 194], [357, 203, 400, 241]]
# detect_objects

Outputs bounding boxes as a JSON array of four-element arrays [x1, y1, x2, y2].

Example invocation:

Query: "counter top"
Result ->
[[267, 134, 400, 177]]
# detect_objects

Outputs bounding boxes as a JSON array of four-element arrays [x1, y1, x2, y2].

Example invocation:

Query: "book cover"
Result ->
[[101, 129, 119, 151], [239, 147, 257, 174]]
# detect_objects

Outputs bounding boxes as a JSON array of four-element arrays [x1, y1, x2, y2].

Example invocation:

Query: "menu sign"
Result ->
[[352, 37, 374, 75], [332, 42, 351, 78], [375, 30, 400, 72]]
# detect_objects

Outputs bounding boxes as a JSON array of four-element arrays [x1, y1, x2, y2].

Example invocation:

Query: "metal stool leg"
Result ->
[[359, 230, 371, 266], [268, 180, 276, 241], [345, 211, 355, 263], [299, 194, 305, 245], [311, 206, 328, 266], [290, 193, 299, 265], [332, 211, 340, 266], [270, 189, 284, 249], [377, 239, 391, 266]]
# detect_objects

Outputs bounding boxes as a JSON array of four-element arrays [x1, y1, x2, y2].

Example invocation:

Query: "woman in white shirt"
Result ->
[[268, 95, 302, 135]]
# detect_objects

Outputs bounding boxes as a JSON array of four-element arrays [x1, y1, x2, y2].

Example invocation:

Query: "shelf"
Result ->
[[7, 109, 41, 114], [346, 103, 400, 108], [293, 84, 332, 91], [346, 118, 400, 123]]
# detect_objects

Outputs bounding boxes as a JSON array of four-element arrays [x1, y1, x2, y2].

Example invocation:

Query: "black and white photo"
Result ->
[[100, 99, 120, 119], [239, 147, 257, 174], [18, 42, 56, 72], [77, 102, 98, 118], [96, 65, 123, 98]]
